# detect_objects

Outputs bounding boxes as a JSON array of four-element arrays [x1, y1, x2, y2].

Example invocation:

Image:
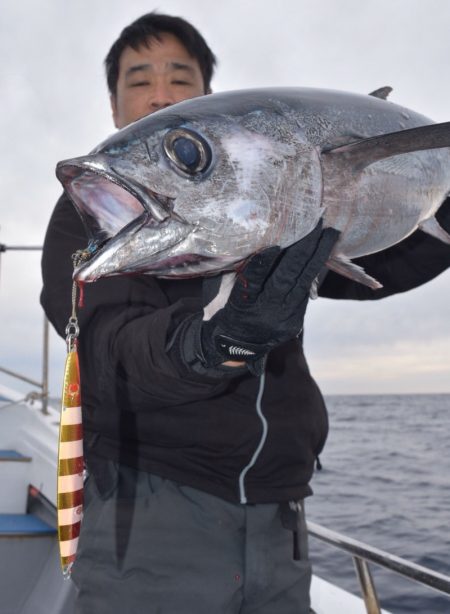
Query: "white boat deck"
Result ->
[[311, 575, 391, 613]]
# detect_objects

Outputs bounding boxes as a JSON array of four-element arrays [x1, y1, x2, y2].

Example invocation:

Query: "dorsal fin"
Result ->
[[369, 86, 393, 100], [323, 121, 450, 172]]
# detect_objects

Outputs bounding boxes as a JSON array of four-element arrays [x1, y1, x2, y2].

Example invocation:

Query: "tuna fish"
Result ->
[[56, 87, 450, 288]]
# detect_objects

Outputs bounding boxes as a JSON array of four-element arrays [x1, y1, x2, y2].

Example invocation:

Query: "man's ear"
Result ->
[[110, 94, 119, 128]]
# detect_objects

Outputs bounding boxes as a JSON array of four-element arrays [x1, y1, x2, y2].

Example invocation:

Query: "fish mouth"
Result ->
[[56, 159, 218, 281], [56, 159, 175, 242]]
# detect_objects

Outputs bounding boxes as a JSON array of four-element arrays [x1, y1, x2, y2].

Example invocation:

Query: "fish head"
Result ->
[[56, 91, 323, 281]]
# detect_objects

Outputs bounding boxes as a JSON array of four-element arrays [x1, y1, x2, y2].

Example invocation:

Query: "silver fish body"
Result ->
[[56, 87, 450, 286]]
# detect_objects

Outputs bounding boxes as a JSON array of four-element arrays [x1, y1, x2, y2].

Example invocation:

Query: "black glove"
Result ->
[[196, 220, 340, 374]]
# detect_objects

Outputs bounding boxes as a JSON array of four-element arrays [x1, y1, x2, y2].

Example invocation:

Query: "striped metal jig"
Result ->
[[57, 249, 90, 578], [57, 343, 83, 577]]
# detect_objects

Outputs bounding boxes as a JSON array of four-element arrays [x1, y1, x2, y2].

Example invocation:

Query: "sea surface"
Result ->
[[307, 394, 450, 614]]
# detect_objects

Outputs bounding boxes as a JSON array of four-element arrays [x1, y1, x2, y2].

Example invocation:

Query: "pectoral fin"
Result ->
[[419, 216, 450, 244], [324, 121, 450, 172], [326, 255, 383, 289]]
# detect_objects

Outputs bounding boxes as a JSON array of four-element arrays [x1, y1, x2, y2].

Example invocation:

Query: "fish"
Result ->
[[57, 345, 84, 578], [56, 87, 450, 289]]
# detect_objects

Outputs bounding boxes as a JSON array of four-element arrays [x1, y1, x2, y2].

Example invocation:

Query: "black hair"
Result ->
[[105, 12, 217, 96]]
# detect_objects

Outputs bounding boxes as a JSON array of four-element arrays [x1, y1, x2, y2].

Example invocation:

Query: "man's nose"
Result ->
[[149, 81, 175, 111]]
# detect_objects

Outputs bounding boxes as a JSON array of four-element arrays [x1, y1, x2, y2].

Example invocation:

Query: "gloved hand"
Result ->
[[196, 220, 340, 374]]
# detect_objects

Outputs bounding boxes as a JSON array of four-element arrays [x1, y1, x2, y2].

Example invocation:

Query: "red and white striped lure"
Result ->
[[57, 344, 84, 578]]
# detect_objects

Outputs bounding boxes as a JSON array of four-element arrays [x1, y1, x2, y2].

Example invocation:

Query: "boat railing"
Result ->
[[308, 520, 450, 613], [0, 243, 49, 414]]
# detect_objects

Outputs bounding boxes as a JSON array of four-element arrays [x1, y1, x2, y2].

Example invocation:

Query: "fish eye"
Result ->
[[163, 129, 211, 175]]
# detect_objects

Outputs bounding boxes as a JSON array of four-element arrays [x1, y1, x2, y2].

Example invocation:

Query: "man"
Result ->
[[41, 12, 450, 614], [105, 15, 213, 127]]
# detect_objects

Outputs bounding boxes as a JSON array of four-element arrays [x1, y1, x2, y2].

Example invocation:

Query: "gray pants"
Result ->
[[71, 463, 311, 613]]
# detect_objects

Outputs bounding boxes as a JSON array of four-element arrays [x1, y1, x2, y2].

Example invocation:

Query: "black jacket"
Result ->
[[41, 194, 450, 504]]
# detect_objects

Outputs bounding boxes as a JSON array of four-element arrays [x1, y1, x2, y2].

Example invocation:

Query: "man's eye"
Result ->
[[172, 80, 191, 86], [130, 81, 150, 87], [163, 128, 212, 175]]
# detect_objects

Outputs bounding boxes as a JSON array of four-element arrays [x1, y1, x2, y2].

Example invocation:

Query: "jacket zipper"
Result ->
[[238, 370, 268, 504]]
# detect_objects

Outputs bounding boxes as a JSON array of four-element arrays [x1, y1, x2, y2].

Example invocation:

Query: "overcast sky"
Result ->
[[0, 0, 449, 397]]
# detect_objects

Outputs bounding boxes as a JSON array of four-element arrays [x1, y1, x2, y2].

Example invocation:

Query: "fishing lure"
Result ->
[[57, 253, 88, 577], [57, 338, 83, 577]]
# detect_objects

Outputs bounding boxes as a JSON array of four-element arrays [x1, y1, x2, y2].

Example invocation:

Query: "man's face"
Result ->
[[111, 32, 207, 129]]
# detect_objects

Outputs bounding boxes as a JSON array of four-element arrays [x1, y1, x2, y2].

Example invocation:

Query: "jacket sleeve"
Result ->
[[40, 194, 238, 408], [318, 197, 450, 300], [41, 193, 87, 337]]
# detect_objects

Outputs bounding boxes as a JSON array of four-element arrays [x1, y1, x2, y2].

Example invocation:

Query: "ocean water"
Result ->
[[307, 394, 450, 614]]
